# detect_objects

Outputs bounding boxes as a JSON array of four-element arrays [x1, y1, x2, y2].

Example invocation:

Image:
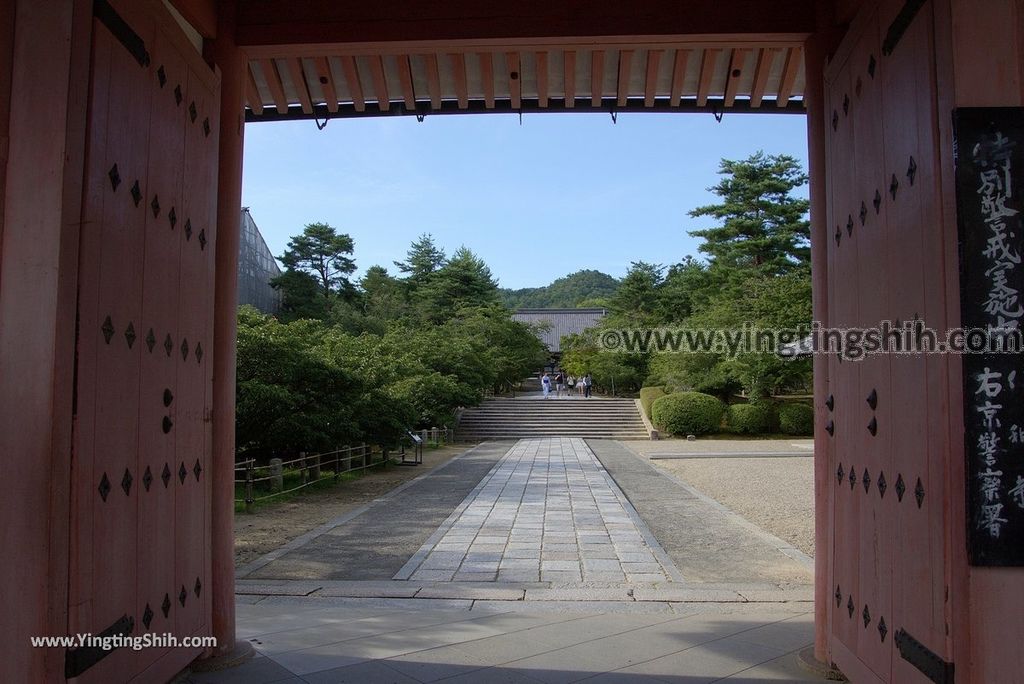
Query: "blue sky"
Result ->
[[241, 111, 808, 290]]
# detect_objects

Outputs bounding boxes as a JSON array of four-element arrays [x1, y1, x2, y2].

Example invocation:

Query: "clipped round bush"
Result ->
[[778, 402, 815, 436], [639, 386, 667, 419], [726, 402, 772, 434], [651, 392, 725, 436]]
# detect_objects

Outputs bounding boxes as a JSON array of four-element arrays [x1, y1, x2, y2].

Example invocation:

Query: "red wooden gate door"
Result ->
[[69, 1, 219, 680], [824, 1, 953, 682]]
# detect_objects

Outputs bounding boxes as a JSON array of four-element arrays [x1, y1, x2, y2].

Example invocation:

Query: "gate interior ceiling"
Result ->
[[243, 42, 807, 119], [70, 0, 219, 680], [825, 0, 951, 682]]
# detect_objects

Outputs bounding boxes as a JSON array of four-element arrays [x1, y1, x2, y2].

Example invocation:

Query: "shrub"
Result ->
[[778, 402, 815, 435], [651, 392, 725, 436], [639, 386, 667, 418], [726, 402, 772, 434]]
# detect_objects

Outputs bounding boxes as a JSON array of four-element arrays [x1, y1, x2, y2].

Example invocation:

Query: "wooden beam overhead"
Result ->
[[285, 57, 313, 114], [536, 51, 549, 107], [563, 50, 576, 108], [259, 58, 290, 113], [590, 50, 604, 106], [749, 47, 777, 107], [245, 63, 264, 115], [669, 49, 689, 106], [479, 52, 496, 108], [338, 56, 366, 111], [396, 55, 416, 108], [723, 48, 749, 106], [644, 49, 662, 106], [507, 51, 521, 109], [424, 53, 442, 109], [235, 1, 818, 48], [450, 53, 469, 109], [312, 56, 338, 112], [616, 49, 633, 106], [368, 55, 390, 110], [696, 48, 719, 106], [776, 46, 801, 107]]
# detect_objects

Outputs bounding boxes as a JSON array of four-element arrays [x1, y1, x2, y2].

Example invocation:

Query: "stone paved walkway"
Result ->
[[397, 438, 682, 585]]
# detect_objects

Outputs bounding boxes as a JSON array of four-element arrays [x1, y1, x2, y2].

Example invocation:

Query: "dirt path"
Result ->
[[234, 445, 473, 567]]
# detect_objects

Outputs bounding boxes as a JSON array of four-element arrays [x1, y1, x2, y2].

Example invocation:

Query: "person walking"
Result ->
[[567, 374, 577, 397], [583, 372, 593, 398], [554, 370, 566, 398], [541, 372, 551, 399]]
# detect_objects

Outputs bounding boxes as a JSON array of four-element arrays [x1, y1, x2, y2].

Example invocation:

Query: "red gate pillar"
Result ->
[[208, 0, 247, 661]]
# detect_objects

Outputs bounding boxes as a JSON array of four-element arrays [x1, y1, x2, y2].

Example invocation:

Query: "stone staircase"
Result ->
[[456, 396, 650, 440]]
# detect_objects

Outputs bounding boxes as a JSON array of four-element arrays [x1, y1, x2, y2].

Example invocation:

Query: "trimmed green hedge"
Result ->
[[651, 392, 725, 436], [778, 402, 815, 436], [639, 386, 667, 419], [726, 402, 772, 434]]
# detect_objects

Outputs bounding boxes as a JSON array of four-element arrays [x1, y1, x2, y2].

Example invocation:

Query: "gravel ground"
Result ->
[[234, 444, 473, 566], [626, 445, 815, 558]]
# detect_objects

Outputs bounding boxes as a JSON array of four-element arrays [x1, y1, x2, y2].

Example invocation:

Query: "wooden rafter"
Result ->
[[776, 46, 801, 107], [368, 55, 390, 110], [696, 48, 719, 106], [285, 57, 313, 114], [245, 62, 264, 115], [313, 57, 338, 112], [258, 58, 289, 113], [591, 50, 604, 106], [563, 50, 576, 108], [616, 49, 633, 106], [536, 51, 549, 107], [450, 53, 468, 109], [644, 49, 662, 106], [339, 56, 366, 111], [479, 52, 495, 108], [397, 55, 416, 108], [669, 49, 689, 106], [507, 51, 521, 109], [749, 48, 777, 108], [723, 48, 749, 106], [424, 53, 442, 109]]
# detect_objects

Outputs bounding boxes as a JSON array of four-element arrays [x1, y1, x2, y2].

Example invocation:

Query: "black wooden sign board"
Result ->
[[954, 107, 1024, 566]]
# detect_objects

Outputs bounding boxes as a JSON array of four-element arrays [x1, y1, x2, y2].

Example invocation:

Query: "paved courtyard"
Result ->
[[397, 438, 681, 585]]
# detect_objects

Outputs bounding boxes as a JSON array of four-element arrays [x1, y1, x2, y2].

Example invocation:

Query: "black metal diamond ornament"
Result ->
[[846, 214, 854, 237], [826, 394, 834, 411], [198, 229, 207, 250], [121, 468, 133, 496], [195, 342, 203, 364], [896, 474, 906, 502], [834, 225, 842, 246], [189, 101, 197, 123], [157, 65, 166, 88], [863, 469, 871, 493], [868, 416, 878, 436], [873, 189, 882, 213], [168, 206, 177, 229], [835, 585, 842, 606], [203, 117, 211, 137], [108, 164, 121, 191], [174, 84, 182, 105], [849, 466, 857, 490], [907, 156, 917, 185], [915, 477, 925, 508], [162, 462, 171, 488], [164, 333, 174, 357], [860, 201, 868, 226], [194, 576, 202, 597], [146, 328, 156, 353], [847, 595, 855, 619], [868, 54, 877, 78], [142, 603, 154, 629], [98, 472, 111, 501], [181, 338, 189, 361], [878, 616, 888, 642], [184, 218, 192, 241], [162, 593, 171, 618], [178, 462, 187, 484], [878, 471, 887, 498], [125, 322, 136, 349], [101, 316, 115, 344], [131, 180, 142, 207], [143, 465, 153, 491], [863, 604, 871, 628], [179, 585, 188, 606], [837, 463, 845, 484], [890, 173, 899, 200], [151, 194, 160, 218], [194, 458, 202, 481]]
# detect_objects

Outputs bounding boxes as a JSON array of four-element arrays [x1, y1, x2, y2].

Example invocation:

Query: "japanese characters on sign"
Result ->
[[955, 107, 1024, 565]]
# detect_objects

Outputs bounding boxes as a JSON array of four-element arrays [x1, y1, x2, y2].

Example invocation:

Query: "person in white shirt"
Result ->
[[541, 372, 551, 398]]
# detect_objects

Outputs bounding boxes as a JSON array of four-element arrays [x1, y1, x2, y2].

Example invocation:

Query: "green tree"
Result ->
[[395, 233, 447, 285], [607, 261, 665, 326], [360, 265, 409, 321], [278, 222, 356, 298], [416, 246, 500, 319], [688, 152, 810, 280]]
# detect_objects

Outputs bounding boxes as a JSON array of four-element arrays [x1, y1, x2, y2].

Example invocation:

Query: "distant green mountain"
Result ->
[[501, 269, 620, 309]]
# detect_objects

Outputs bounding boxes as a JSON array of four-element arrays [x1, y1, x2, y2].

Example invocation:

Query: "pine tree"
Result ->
[[395, 233, 447, 285], [278, 222, 356, 297]]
